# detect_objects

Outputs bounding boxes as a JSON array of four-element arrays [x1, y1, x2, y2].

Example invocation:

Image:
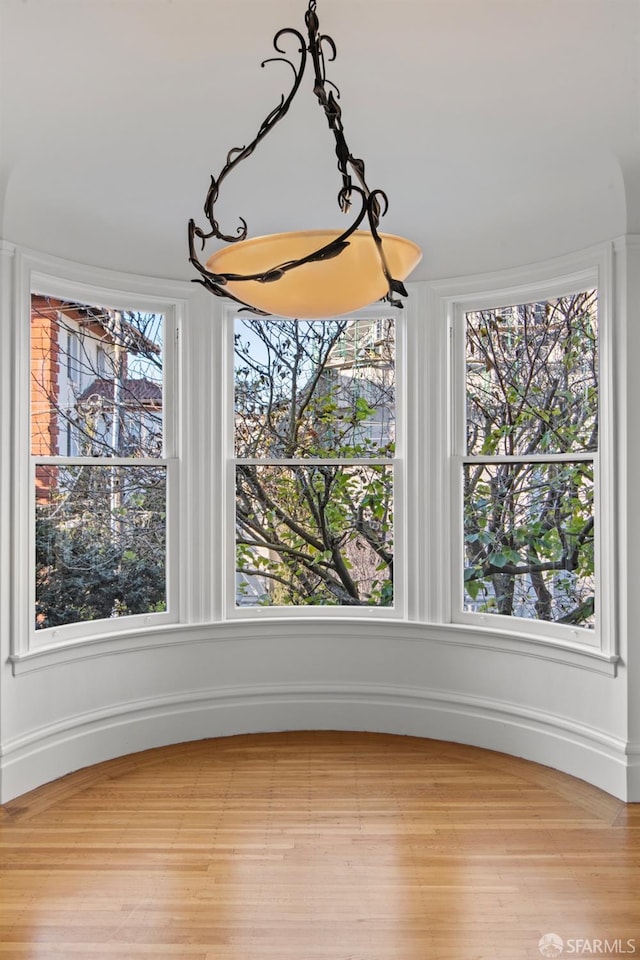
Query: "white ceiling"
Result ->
[[1, 0, 638, 283]]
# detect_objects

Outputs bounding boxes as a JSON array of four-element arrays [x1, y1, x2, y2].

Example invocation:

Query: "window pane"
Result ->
[[236, 465, 393, 607], [234, 318, 395, 458], [31, 295, 163, 458], [463, 462, 594, 628], [466, 291, 598, 456], [35, 465, 166, 629]]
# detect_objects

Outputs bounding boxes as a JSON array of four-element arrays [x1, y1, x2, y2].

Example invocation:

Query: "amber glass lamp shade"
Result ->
[[205, 230, 422, 319]]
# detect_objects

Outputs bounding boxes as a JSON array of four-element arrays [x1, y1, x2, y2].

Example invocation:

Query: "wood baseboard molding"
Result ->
[[0, 682, 632, 803]]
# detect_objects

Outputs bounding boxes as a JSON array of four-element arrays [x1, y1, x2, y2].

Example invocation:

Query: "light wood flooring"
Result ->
[[1, 731, 639, 959]]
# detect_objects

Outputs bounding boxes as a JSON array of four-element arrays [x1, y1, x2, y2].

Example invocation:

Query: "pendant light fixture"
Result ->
[[188, 1, 422, 319]]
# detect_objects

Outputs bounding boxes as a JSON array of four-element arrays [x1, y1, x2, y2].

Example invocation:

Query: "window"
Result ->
[[65, 327, 81, 386], [30, 294, 175, 639], [232, 315, 398, 612], [452, 285, 603, 643], [12, 246, 615, 672], [96, 345, 108, 377]]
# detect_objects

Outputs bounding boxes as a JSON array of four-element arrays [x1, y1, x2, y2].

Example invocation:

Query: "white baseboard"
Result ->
[[627, 742, 640, 800], [0, 683, 632, 803]]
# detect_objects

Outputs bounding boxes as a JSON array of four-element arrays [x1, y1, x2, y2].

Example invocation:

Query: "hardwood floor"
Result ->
[[1, 731, 639, 959]]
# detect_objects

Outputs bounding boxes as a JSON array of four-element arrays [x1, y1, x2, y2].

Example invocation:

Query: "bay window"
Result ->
[[11, 245, 615, 669]]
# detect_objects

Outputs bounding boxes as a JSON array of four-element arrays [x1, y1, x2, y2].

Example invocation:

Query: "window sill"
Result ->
[[10, 617, 619, 676]]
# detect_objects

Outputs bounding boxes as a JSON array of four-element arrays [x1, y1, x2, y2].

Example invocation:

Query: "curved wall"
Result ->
[[1, 0, 640, 808], [1, 2, 636, 286], [0, 154, 628, 287], [0, 620, 630, 803], [1, 241, 638, 805]]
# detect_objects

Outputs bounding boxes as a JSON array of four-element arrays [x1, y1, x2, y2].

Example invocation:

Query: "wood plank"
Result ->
[[1, 732, 639, 959]]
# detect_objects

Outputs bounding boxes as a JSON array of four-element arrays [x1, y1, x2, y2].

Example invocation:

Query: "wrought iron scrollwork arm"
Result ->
[[189, 26, 306, 251]]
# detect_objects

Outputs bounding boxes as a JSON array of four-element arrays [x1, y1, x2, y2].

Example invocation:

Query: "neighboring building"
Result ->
[[76, 377, 162, 458], [323, 317, 395, 451], [31, 296, 161, 499]]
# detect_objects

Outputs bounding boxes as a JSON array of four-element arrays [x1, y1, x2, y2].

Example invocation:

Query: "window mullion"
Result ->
[[233, 457, 393, 467], [460, 453, 596, 465], [31, 456, 170, 467]]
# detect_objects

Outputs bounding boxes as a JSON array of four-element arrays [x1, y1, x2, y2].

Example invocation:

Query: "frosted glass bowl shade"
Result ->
[[205, 229, 423, 319]]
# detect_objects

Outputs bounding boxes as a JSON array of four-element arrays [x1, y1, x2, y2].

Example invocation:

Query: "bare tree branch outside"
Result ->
[[234, 318, 395, 607], [31, 291, 598, 627], [463, 290, 598, 627], [31, 296, 167, 629]]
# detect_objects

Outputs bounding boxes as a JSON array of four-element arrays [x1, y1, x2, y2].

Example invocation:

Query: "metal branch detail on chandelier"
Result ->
[[188, 0, 422, 319]]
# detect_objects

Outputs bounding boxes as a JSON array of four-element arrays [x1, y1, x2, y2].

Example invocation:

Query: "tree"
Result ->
[[35, 467, 166, 628], [463, 290, 597, 626], [32, 297, 166, 629], [234, 318, 395, 606]]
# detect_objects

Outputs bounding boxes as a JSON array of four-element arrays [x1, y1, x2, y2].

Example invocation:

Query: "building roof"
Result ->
[[76, 309, 161, 356], [78, 378, 162, 405]]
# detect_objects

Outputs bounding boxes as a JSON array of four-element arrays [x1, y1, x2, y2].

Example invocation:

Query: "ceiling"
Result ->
[[1, 0, 638, 284]]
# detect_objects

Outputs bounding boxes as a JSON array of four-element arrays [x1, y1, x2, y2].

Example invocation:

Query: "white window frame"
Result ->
[[222, 301, 407, 621], [12, 251, 183, 656], [6, 242, 618, 676], [438, 245, 615, 657]]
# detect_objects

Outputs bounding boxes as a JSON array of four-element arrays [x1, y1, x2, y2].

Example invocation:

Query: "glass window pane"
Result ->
[[463, 462, 595, 628], [234, 318, 395, 459], [236, 465, 393, 607], [35, 465, 167, 629], [466, 291, 598, 456], [31, 295, 164, 458]]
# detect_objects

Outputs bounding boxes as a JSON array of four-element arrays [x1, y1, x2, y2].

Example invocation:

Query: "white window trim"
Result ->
[[429, 243, 616, 659], [12, 249, 187, 657], [222, 301, 407, 620], [5, 242, 619, 677]]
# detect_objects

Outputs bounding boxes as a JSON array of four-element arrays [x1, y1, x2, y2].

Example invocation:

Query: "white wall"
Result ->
[[0, 620, 630, 803], [0, 241, 636, 804], [617, 237, 640, 798], [1, 1, 636, 286]]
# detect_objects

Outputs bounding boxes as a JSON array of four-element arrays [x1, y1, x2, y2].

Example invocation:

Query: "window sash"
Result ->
[[226, 307, 405, 619], [29, 455, 179, 645], [459, 453, 596, 465], [232, 457, 393, 467], [9, 244, 616, 669], [449, 278, 606, 648], [17, 274, 182, 653]]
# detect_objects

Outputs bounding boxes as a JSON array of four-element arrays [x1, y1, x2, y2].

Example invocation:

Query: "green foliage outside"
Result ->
[[33, 295, 598, 626], [36, 465, 166, 629], [236, 463, 393, 606], [32, 303, 166, 630], [234, 318, 395, 606]]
